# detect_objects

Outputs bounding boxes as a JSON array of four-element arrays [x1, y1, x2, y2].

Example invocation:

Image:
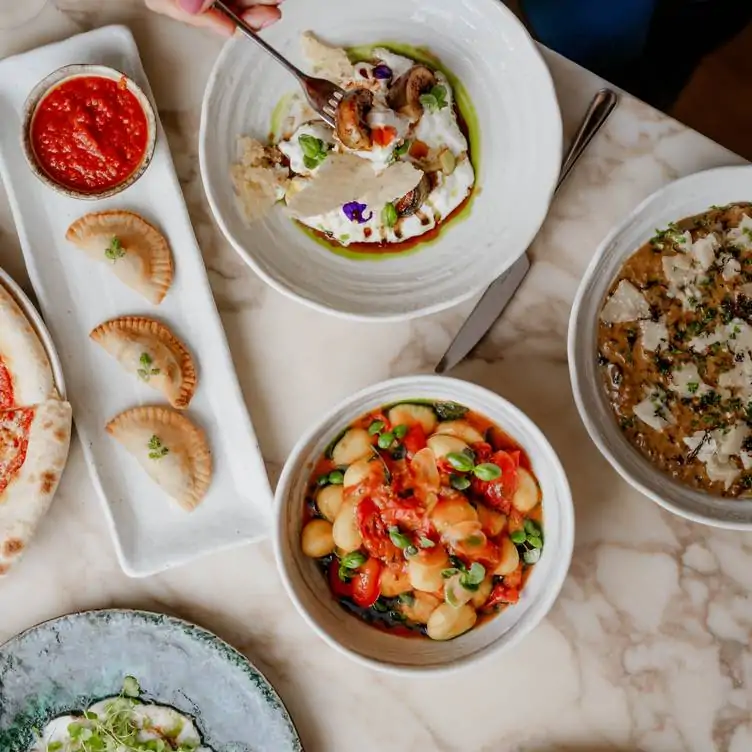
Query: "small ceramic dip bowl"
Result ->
[[21, 64, 157, 200]]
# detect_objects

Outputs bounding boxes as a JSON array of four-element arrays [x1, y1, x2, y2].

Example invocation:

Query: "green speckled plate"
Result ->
[[0, 610, 302, 752]]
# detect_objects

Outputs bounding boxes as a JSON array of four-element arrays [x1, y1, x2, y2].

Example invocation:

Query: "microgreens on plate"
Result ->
[[147, 435, 169, 460], [136, 352, 160, 381]]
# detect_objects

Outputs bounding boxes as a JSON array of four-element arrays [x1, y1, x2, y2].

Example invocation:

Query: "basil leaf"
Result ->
[[450, 474, 471, 491], [446, 452, 474, 473], [388, 526, 412, 549], [434, 401, 468, 420], [474, 463, 502, 481], [463, 562, 485, 586], [419, 536, 436, 548], [510, 529, 527, 544], [393, 424, 408, 439], [341, 551, 367, 569], [382, 202, 398, 228], [441, 567, 460, 579], [368, 420, 385, 435]]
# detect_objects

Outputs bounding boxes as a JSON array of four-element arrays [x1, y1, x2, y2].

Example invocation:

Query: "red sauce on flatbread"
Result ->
[[0, 359, 13, 411], [0, 406, 34, 495]]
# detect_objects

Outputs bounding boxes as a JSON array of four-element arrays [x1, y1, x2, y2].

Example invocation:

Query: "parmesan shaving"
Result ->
[[668, 364, 709, 398], [727, 214, 752, 251], [633, 389, 674, 431], [286, 154, 423, 219], [600, 280, 651, 324], [301, 31, 353, 83], [639, 319, 668, 352]]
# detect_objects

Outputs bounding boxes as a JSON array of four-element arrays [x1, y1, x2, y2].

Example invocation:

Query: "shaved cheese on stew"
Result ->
[[600, 280, 651, 324]]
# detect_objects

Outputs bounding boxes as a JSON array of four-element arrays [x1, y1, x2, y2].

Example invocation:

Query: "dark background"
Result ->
[[505, 0, 752, 161]]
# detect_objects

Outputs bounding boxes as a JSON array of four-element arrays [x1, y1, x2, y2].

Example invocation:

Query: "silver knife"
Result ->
[[435, 87, 619, 374]]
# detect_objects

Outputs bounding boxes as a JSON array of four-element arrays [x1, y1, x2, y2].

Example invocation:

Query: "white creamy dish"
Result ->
[[231, 33, 476, 249], [30, 677, 212, 752]]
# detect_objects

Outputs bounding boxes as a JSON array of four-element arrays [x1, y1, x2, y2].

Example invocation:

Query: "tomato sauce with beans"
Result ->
[[31, 75, 148, 193], [300, 400, 544, 640]]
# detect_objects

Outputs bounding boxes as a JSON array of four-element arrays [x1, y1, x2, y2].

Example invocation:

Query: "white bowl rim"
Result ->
[[198, 3, 562, 322], [272, 374, 575, 675], [568, 164, 752, 531]]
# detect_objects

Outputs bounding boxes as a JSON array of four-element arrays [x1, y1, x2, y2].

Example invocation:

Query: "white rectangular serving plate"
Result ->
[[0, 25, 273, 576]]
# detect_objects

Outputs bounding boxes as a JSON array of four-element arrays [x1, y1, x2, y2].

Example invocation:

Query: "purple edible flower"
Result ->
[[342, 201, 373, 224], [372, 64, 393, 80]]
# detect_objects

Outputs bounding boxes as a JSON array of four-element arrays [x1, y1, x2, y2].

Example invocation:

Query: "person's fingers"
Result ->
[[240, 4, 282, 28], [178, 0, 214, 13], [235, 0, 283, 6]]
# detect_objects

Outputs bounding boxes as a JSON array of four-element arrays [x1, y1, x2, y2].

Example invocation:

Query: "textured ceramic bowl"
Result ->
[[0, 609, 301, 751], [199, 0, 562, 320], [569, 165, 752, 530], [273, 375, 574, 674], [21, 64, 157, 200]]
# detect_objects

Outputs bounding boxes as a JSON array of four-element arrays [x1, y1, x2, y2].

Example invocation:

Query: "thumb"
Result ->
[[178, 0, 214, 14]]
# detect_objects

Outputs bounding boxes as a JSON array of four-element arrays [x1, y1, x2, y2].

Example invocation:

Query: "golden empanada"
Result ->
[[66, 211, 173, 305], [91, 317, 197, 409], [106, 406, 212, 511]]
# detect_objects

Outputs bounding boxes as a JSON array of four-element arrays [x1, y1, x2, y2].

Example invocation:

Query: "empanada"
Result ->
[[66, 211, 173, 305], [90, 317, 197, 409], [106, 406, 212, 511]]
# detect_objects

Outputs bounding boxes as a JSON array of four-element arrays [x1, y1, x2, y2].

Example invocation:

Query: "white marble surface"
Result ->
[[2, 2, 752, 751]]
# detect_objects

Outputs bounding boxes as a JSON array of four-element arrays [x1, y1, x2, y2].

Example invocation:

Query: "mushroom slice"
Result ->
[[394, 174, 431, 217], [387, 65, 437, 121], [335, 88, 374, 150], [66, 211, 173, 305], [106, 406, 212, 511], [90, 316, 197, 409]]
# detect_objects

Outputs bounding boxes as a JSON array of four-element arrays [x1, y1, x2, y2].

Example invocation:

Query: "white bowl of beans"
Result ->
[[273, 375, 574, 674]]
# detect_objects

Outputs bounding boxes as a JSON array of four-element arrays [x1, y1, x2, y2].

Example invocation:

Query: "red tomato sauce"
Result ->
[[0, 359, 14, 411], [0, 406, 34, 495], [31, 75, 148, 193]]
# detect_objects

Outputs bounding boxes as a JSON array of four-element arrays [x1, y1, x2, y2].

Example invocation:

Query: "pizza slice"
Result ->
[[0, 283, 55, 409], [0, 398, 72, 575]]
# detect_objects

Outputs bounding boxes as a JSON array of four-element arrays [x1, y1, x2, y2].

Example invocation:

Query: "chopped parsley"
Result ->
[[147, 435, 169, 460], [136, 352, 160, 381], [105, 236, 125, 261]]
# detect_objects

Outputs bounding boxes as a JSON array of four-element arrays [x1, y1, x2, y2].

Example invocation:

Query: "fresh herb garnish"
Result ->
[[434, 402, 468, 421], [136, 352, 160, 381], [419, 536, 435, 548], [393, 140, 411, 158], [450, 474, 471, 491], [381, 202, 398, 229], [419, 84, 448, 112], [388, 526, 412, 550], [299, 133, 331, 170], [378, 431, 396, 449], [446, 452, 502, 481], [459, 562, 485, 591], [105, 236, 125, 261], [147, 435, 168, 460], [368, 420, 385, 436]]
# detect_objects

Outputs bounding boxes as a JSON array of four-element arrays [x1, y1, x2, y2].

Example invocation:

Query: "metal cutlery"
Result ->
[[213, 1, 344, 127], [435, 87, 619, 374]]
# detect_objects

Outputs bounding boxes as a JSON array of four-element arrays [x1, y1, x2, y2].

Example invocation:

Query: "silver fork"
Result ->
[[213, 1, 344, 127]]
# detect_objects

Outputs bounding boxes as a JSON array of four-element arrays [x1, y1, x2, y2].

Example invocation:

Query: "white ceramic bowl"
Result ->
[[569, 165, 752, 530], [273, 375, 574, 674], [199, 0, 562, 320], [22, 64, 157, 200]]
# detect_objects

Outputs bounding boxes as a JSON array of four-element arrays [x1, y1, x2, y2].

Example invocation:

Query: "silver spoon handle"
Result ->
[[212, 1, 306, 80], [557, 88, 618, 191]]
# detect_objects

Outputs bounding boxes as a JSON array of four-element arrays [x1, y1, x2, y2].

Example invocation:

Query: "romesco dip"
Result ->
[[23, 65, 155, 198]]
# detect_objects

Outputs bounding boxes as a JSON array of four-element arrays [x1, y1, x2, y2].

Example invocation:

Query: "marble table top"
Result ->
[[1, 2, 751, 751]]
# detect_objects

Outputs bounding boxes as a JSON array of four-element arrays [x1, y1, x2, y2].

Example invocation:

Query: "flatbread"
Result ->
[[0, 399, 72, 575], [106, 406, 212, 512], [90, 316, 197, 410], [66, 211, 174, 305], [0, 283, 55, 409], [286, 153, 424, 218]]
